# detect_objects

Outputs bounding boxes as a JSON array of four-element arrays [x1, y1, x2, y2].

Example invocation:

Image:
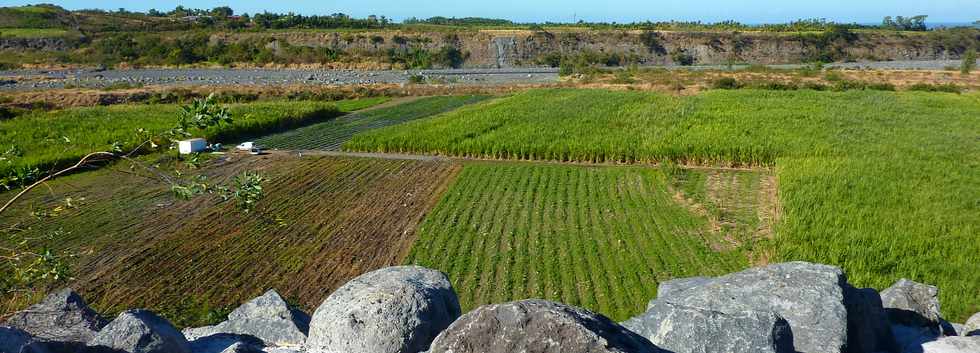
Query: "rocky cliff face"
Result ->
[[216, 29, 971, 68]]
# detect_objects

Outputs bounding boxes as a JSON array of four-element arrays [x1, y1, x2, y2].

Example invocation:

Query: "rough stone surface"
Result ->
[[649, 277, 711, 310], [188, 333, 265, 353], [948, 323, 965, 337], [3, 288, 107, 343], [219, 342, 266, 353], [305, 266, 461, 353], [917, 336, 980, 353], [656, 261, 882, 353], [0, 326, 49, 353], [965, 313, 980, 336], [87, 309, 191, 353], [183, 290, 309, 347], [622, 301, 793, 353], [880, 279, 943, 329], [428, 299, 662, 353]]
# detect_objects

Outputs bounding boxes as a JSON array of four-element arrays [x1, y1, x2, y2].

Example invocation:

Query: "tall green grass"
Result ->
[[260, 95, 489, 151], [351, 88, 980, 320], [406, 162, 749, 321], [0, 98, 386, 179]]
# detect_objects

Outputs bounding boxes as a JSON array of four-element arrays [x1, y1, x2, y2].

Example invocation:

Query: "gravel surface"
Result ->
[[0, 68, 559, 91], [0, 60, 962, 91]]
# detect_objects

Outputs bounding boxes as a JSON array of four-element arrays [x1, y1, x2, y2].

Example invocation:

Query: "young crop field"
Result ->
[[257, 95, 490, 151], [405, 162, 771, 321], [0, 98, 386, 182], [0, 153, 458, 327], [351, 88, 980, 320]]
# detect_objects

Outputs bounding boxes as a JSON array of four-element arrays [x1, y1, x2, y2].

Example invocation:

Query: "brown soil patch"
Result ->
[[0, 153, 459, 326]]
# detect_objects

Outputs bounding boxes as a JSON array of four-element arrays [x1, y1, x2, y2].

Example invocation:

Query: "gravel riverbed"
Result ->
[[0, 60, 962, 91]]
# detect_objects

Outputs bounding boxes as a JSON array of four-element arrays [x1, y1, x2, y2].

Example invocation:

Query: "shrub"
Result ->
[[801, 82, 829, 91], [610, 70, 636, 84], [961, 49, 977, 74], [407, 74, 425, 84], [432, 46, 465, 68], [671, 50, 695, 66], [751, 81, 799, 90], [711, 77, 743, 89], [907, 83, 962, 94]]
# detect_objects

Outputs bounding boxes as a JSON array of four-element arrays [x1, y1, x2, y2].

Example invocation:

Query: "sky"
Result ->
[[2, 0, 978, 24]]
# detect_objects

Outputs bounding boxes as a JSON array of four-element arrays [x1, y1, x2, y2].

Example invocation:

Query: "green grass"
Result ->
[[0, 98, 386, 180], [405, 162, 751, 321], [351, 88, 980, 321], [260, 95, 490, 151], [0, 28, 72, 38]]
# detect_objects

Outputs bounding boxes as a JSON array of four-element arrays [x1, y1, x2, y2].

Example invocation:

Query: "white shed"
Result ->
[[178, 138, 208, 154]]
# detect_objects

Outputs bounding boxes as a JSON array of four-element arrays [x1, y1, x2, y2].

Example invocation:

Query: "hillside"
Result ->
[[0, 5, 977, 69]]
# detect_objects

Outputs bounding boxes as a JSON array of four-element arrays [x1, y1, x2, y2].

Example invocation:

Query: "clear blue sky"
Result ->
[[2, 0, 978, 23]]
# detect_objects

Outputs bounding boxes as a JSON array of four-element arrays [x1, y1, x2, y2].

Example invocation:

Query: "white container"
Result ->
[[236, 142, 255, 151], [178, 138, 208, 154]]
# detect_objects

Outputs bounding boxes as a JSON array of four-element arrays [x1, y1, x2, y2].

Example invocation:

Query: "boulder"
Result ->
[[917, 336, 980, 353], [4, 288, 107, 343], [649, 277, 711, 310], [428, 299, 662, 353], [947, 322, 965, 337], [87, 309, 191, 353], [656, 261, 895, 353], [305, 266, 461, 353], [0, 326, 49, 353], [188, 333, 265, 353], [880, 279, 944, 329], [622, 301, 793, 353], [182, 290, 308, 347], [965, 313, 980, 336], [219, 342, 265, 353]]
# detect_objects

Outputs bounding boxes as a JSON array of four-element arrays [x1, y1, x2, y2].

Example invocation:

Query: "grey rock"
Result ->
[[188, 333, 265, 353], [219, 342, 265, 353], [965, 313, 980, 336], [4, 288, 107, 343], [306, 266, 461, 353], [917, 336, 980, 353], [650, 277, 711, 309], [87, 309, 191, 353], [0, 326, 49, 353], [428, 299, 662, 353], [657, 261, 891, 353], [948, 323, 964, 337], [880, 279, 943, 329], [622, 301, 793, 353], [183, 290, 308, 347]]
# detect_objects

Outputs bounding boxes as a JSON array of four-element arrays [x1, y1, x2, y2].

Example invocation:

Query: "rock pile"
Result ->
[[2, 262, 978, 353]]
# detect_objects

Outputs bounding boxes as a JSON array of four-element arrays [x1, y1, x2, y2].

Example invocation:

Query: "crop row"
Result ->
[[405, 162, 749, 321], [354, 88, 980, 320], [258, 95, 490, 151]]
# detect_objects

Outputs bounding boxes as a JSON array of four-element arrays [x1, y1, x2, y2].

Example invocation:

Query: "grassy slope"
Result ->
[[349, 88, 980, 320], [0, 98, 386, 179], [405, 162, 754, 321], [1, 154, 457, 327], [260, 95, 490, 151]]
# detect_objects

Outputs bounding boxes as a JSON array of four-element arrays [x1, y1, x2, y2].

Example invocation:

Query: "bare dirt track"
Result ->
[[0, 152, 460, 326]]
